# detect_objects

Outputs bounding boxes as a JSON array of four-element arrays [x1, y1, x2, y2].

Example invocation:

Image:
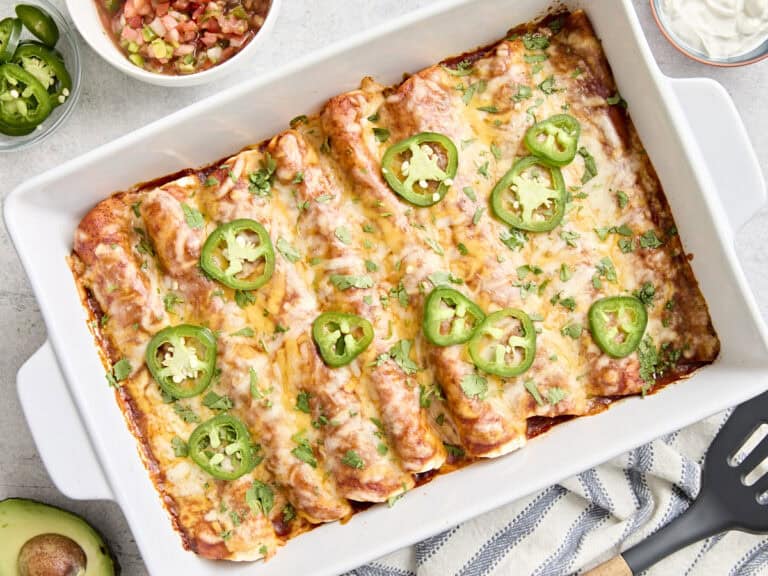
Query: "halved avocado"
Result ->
[[0, 499, 117, 576]]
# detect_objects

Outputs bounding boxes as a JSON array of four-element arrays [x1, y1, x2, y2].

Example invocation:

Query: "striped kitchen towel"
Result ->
[[349, 410, 768, 576]]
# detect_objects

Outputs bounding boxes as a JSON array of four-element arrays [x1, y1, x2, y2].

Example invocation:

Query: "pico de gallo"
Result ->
[[96, 0, 272, 75]]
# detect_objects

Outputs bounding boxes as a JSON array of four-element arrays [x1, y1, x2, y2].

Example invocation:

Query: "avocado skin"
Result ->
[[0, 498, 118, 576]]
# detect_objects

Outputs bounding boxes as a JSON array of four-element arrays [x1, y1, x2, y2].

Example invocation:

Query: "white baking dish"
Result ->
[[6, 0, 768, 574]]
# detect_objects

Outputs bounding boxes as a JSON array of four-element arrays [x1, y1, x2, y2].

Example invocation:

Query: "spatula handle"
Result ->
[[584, 555, 632, 575], [585, 492, 726, 575]]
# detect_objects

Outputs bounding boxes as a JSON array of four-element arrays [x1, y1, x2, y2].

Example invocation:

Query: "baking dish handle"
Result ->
[[667, 77, 766, 233], [17, 341, 115, 501]]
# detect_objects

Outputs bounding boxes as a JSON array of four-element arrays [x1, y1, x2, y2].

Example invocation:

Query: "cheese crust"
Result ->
[[70, 11, 718, 561]]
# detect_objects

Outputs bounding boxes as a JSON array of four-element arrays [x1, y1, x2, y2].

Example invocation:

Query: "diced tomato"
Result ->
[[97, 0, 269, 74]]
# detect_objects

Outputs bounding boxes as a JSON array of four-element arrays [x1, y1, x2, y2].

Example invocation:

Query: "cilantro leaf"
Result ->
[[460, 373, 488, 400], [296, 391, 311, 414], [181, 203, 204, 229], [341, 450, 366, 469], [578, 147, 598, 184], [245, 480, 274, 515], [329, 274, 373, 290], [202, 391, 233, 412], [171, 436, 188, 457]]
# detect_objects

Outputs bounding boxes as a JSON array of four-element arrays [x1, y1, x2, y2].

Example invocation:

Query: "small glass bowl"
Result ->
[[0, 0, 81, 152], [650, 0, 768, 67]]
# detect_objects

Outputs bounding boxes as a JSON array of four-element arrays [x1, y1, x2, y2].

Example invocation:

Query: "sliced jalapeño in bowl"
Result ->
[[0, 62, 52, 135], [200, 219, 275, 291], [490, 155, 566, 232], [15, 4, 59, 48], [524, 114, 581, 166], [588, 296, 648, 358], [0, 17, 22, 63], [312, 312, 374, 367], [12, 42, 72, 106], [381, 131, 458, 206], [146, 324, 217, 399], [188, 414, 256, 481], [423, 287, 485, 346], [468, 308, 536, 378]]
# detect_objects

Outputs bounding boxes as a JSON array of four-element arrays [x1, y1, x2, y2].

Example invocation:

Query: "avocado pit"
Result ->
[[17, 533, 87, 576]]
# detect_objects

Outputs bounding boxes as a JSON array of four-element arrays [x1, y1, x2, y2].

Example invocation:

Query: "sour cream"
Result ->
[[660, 0, 768, 59]]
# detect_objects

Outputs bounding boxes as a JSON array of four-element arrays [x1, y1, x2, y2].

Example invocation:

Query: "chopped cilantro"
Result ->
[[606, 93, 628, 108], [163, 292, 184, 313], [231, 326, 254, 337], [173, 403, 200, 424], [181, 203, 204, 229], [524, 379, 545, 406], [202, 391, 234, 411], [477, 105, 500, 113], [427, 270, 463, 286], [638, 336, 660, 395], [248, 153, 277, 196], [245, 480, 274, 515], [334, 226, 352, 245], [113, 358, 132, 383], [619, 238, 635, 253], [291, 437, 317, 468], [341, 450, 366, 469], [634, 282, 656, 307], [289, 114, 308, 128], [559, 263, 572, 282], [513, 84, 533, 102], [500, 228, 527, 251], [561, 322, 583, 339], [592, 257, 617, 289], [389, 281, 409, 307], [171, 436, 188, 457], [329, 274, 373, 290], [296, 391, 312, 414], [463, 186, 477, 201], [275, 237, 301, 263], [460, 373, 488, 400], [235, 290, 256, 308], [282, 504, 296, 523], [546, 387, 568, 404], [365, 260, 378, 272], [559, 230, 580, 247], [578, 147, 598, 184], [444, 443, 466, 459], [524, 53, 548, 64], [517, 264, 543, 279], [639, 230, 663, 249], [373, 127, 390, 142], [442, 59, 474, 76], [523, 32, 550, 50], [616, 190, 629, 209], [419, 383, 444, 408], [387, 340, 420, 375], [424, 236, 444, 256], [538, 75, 556, 95], [457, 242, 469, 255]]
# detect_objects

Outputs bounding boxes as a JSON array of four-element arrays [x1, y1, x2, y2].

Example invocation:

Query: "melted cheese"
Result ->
[[71, 10, 718, 562]]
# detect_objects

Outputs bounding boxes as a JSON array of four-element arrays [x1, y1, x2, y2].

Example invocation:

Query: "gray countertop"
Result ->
[[0, 1, 765, 574]]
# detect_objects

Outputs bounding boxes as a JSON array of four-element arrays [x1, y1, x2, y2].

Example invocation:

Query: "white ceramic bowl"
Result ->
[[65, 0, 281, 87]]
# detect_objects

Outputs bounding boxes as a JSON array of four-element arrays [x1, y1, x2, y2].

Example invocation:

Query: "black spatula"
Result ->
[[586, 389, 768, 576]]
